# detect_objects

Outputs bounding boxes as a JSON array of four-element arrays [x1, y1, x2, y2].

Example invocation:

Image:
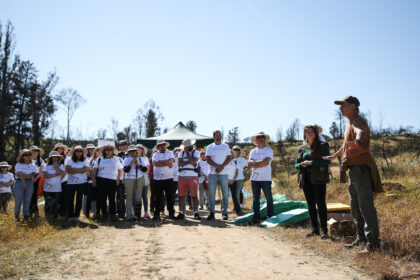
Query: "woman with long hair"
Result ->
[[43, 151, 65, 220], [65, 146, 89, 222], [137, 144, 151, 219], [295, 125, 331, 239], [29, 146, 45, 218], [86, 146, 100, 218], [0, 162, 14, 214], [13, 149, 37, 221], [53, 143, 69, 217]]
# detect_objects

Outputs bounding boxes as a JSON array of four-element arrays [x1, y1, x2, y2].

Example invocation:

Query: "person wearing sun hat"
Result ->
[[116, 140, 129, 219], [197, 149, 210, 210], [82, 144, 96, 216], [92, 143, 122, 221], [65, 146, 89, 222], [205, 130, 232, 221], [13, 149, 37, 221], [28, 146, 45, 218], [151, 139, 175, 220], [53, 143, 69, 217], [248, 132, 274, 225], [136, 144, 151, 219], [43, 151, 65, 219], [0, 161, 14, 214], [175, 139, 201, 220], [231, 145, 247, 216], [323, 96, 382, 254], [122, 145, 148, 220]]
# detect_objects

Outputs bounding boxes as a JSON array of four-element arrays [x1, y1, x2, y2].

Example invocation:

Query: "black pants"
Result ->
[[152, 179, 174, 216], [303, 170, 327, 232], [44, 191, 60, 218], [0, 193, 12, 213], [66, 183, 86, 218], [229, 181, 241, 214], [150, 179, 156, 213], [29, 177, 40, 216], [58, 182, 68, 216], [85, 182, 97, 215], [96, 177, 117, 218]]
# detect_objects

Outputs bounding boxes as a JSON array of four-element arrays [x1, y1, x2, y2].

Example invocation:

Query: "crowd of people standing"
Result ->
[[0, 96, 382, 253]]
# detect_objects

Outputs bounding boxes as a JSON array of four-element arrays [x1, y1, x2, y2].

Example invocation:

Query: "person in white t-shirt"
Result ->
[[65, 146, 89, 221], [231, 145, 248, 215], [82, 143, 96, 216], [13, 149, 37, 221], [205, 130, 232, 221], [248, 132, 274, 224], [198, 150, 210, 210], [151, 140, 175, 220], [123, 145, 148, 220], [92, 144, 122, 221], [0, 162, 14, 214], [52, 143, 69, 217], [172, 147, 181, 203], [137, 144, 151, 219], [43, 151, 65, 219], [29, 146, 45, 218]]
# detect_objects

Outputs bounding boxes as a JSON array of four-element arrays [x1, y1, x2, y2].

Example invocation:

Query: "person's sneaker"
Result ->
[[222, 214, 228, 221], [199, 206, 204, 210], [358, 244, 380, 254], [68, 217, 74, 222], [306, 230, 320, 238], [175, 213, 185, 220], [144, 212, 151, 219], [207, 213, 215, 220], [320, 233, 328, 239], [248, 217, 260, 225], [344, 239, 367, 248], [134, 215, 141, 220], [73, 217, 80, 222], [153, 214, 161, 220], [194, 213, 201, 220]]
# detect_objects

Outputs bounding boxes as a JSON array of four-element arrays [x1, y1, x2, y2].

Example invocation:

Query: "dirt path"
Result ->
[[37, 214, 369, 280]]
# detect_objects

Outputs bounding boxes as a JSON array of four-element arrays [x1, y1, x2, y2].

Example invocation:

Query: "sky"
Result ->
[[2, 0, 419, 141]]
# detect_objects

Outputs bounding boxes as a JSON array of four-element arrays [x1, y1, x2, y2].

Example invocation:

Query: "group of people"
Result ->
[[0, 96, 381, 253]]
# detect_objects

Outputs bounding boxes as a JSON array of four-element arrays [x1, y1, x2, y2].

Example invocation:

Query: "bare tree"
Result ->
[[186, 120, 197, 132], [335, 109, 345, 138], [132, 108, 144, 139], [123, 126, 132, 143], [110, 117, 119, 141], [55, 88, 86, 141], [285, 119, 301, 142], [226, 127, 240, 145]]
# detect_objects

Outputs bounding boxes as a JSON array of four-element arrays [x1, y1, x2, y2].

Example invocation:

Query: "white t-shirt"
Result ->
[[0, 173, 14, 193], [123, 156, 148, 179], [178, 150, 200, 178], [226, 160, 237, 181], [141, 156, 150, 167], [43, 164, 65, 192], [66, 158, 89, 185], [15, 163, 37, 176], [198, 159, 210, 184], [32, 159, 46, 174], [205, 143, 232, 175], [94, 157, 123, 181], [173, 159, 179, 182], [61, 156, 70, 183], [152, 150, 175, 181], [234, 157, 248, 181], [249, 147, 274, 181]]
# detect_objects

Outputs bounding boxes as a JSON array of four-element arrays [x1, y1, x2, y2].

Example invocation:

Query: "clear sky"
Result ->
[[2, 0, 419, 141]]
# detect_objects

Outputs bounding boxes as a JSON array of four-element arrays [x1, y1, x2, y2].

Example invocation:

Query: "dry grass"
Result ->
[[0, 203, 96, 279]]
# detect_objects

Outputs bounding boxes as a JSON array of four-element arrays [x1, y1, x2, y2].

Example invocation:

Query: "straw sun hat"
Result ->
[[251, 132, 270, 145], [0, 161, 12, 170]]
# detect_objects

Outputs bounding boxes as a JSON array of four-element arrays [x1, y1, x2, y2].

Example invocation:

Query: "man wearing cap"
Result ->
[[248, 132, 274, 224], [175, 139, 201, 220], [324, 96, 382, 253], [198, 150, 210, 210], [206, 130, 232, 220], [152, 140, 176, 220], [116, 140, 129, 219]]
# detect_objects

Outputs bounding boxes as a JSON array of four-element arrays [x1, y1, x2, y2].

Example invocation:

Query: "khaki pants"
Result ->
[[125, 177, 145, 219]]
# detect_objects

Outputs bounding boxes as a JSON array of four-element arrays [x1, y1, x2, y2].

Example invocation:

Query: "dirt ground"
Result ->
[[36, 210, 370, 280]]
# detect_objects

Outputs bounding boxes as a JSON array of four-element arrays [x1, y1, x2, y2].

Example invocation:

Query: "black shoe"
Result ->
[[175, 213, 185, 220], [248, 217, 260, 225], [194, 213, 201, 220], [169, 214, 175, 220], [153, 214, 161, 220], [306, 229, 320, 238], [320, 233, 329, 239], [222, 214, 228, 221], [207, 213, 215, 220]]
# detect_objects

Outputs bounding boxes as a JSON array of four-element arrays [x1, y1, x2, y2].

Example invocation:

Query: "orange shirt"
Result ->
[[343, 115, 370, 160]]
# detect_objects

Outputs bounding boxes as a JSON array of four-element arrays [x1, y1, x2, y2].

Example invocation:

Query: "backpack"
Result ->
[[179, 150, 200, 175]]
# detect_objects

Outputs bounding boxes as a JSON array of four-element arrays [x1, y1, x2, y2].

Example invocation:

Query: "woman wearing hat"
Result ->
[[122, 145, 148, 220], [13, 149, 37, 221], [43, 151, 65, 219], [0, 162, 14, 214], [230, 145, 247, 216], [86, 147, 101, 219], [66, 146, 89, 222], [295, 125, 331, 239], [92, 144, 122, 221], [82, 144, 95, 216], [29, 146, 45, 218], [137, 144, 151, 219], [53, 143, 69, 217]]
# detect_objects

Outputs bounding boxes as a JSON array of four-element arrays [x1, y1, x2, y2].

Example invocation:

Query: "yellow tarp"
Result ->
[[327, 203, 351, 212]]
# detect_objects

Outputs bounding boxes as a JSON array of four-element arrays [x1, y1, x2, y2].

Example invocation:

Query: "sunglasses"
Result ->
[[256, 136, 265, 139], [105, 149, 113, 151], [75, 150, 83, 153], [24, 154, 32, 157]]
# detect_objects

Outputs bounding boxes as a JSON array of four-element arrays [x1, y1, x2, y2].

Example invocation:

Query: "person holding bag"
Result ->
[[295, 125, 331, 239]]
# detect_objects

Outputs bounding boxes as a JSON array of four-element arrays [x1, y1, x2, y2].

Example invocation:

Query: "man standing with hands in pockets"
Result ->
[[323, 96, 382, 254], [206, 130, 232, 220]]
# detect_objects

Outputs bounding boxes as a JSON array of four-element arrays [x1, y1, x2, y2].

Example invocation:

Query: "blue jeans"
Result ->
[[208, 174, 229, 215], [66, 183, 86, 218], [13, 179, 34, 217], [117, 182, 126, 217], [251, 181, 273, 219], [141, 185, 149, 212]]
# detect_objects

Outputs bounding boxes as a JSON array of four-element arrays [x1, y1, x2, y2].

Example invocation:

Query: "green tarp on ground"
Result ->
[[259, 193, 288, 205], [232, 196, 307, 224], [260, 208, 310, 228]]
